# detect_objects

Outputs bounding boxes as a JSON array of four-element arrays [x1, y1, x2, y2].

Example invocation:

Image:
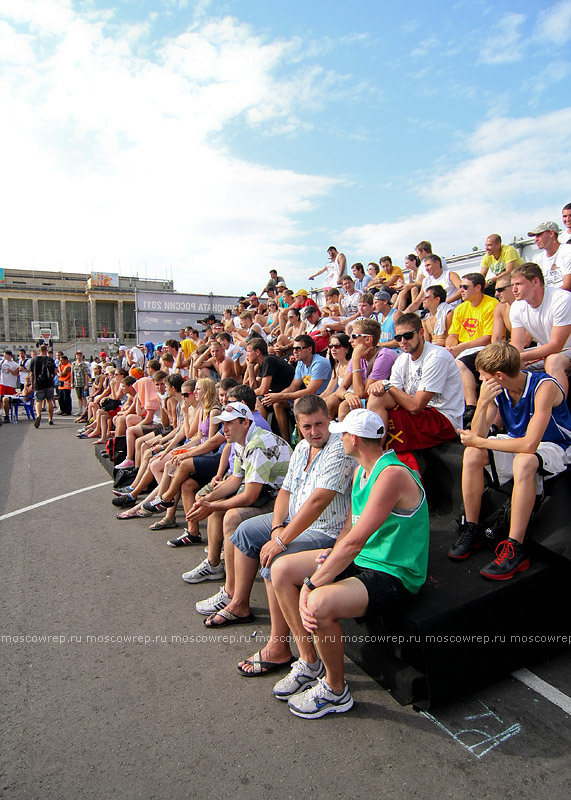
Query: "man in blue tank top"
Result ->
[[449, 341, 571, 579]]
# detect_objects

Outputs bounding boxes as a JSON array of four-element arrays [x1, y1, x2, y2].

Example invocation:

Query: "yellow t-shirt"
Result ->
[[449, 295, 497, 343], [379, 265, 404, 283], [480, 245, 522, 277], [180, 338, 197, 359]]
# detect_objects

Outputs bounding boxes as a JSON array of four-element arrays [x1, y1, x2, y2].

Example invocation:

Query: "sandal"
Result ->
[[149, 518, 179, 531], [116, 509, 149, 520], [237, 651, 295, 677]]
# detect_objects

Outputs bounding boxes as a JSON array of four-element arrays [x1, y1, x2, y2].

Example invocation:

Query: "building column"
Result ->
[[32, 299, 39, 323], [117, 301, 124, 341], [60, 299, 68, 342], [88, 297, 97, 342], [2, 298, 9, 342]]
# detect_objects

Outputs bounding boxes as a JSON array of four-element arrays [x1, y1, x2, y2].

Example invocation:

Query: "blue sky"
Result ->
[[1, 0, 570, 294]]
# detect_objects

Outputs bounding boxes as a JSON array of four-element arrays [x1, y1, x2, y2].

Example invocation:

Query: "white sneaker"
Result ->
[[195, 586, 231, 615], [182, 558, 225, 584], [273, 658, 325, 700], [287, 677, 353, 719]]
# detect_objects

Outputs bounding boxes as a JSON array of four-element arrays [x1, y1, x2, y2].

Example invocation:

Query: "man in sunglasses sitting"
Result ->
[[445, 273, 498, 427], [367, 313, 464, 452]]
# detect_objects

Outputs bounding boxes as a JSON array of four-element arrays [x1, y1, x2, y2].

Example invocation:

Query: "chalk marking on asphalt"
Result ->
[[512, 668, 571, 716], [0, 480, 113, 522], [422, 701, 521, 759]]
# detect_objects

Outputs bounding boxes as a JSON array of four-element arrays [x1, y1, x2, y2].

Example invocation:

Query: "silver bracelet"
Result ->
[[275, 535, 287, 552]]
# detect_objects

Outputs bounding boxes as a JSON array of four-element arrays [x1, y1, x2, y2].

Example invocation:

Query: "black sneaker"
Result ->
[[480, 538, 530, 580], [167, 530, 202, 547], [447, 522, 483, 561], [112, 493, 136, 508], [34, 415, 41, 429]]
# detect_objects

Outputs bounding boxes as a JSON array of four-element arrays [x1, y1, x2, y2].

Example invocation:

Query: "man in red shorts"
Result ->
[[1, 350, 20, 422], [367, 312, 463, 451]]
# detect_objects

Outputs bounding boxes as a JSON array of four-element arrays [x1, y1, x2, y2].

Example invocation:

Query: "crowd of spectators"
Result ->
[[4, 203, 571, 719]]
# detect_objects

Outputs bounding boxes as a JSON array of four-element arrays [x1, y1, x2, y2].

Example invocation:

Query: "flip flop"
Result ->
[[203, 609, 255, 629], [237, 651, 295, 677]]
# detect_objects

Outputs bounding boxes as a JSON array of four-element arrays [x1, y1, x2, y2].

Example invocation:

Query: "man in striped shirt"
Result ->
[[198, 395, 356, 672]]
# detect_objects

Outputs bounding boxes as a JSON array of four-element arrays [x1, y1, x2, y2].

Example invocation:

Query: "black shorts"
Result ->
[[457, 351, 481, 384], [335, 562, 411, 621]]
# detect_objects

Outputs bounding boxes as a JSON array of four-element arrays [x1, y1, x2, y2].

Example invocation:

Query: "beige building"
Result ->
[[0, 268, 173, 352]]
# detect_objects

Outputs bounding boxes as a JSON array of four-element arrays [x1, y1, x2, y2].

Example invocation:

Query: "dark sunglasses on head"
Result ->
[[394, 331, 416, 342]]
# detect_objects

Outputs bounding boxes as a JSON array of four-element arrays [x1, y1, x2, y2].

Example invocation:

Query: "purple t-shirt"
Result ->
[[348, 347, 398, 381]]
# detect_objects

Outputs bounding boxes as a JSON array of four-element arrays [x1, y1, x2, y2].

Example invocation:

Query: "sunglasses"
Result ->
[[182, 391, 195, 397], [394, 331, 416, 342], [349, 333, 367, 340], [495, 286, 509, 294], [329, 343, 342, 348], [459, 284, 472, 290], [292, 346, 305, 351]]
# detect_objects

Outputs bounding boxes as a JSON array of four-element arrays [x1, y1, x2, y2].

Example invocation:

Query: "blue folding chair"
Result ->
[[10, 396, 36, 422]]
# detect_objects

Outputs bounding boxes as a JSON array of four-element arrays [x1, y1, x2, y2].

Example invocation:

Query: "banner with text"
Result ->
[[135, 291, 239, 341]]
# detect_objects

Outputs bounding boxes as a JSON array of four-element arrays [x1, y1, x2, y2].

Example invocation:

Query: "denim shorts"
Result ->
[[230, 512, 336, 580]]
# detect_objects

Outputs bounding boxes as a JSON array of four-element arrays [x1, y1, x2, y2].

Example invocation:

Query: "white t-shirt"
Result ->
[[559, 230, 571, 245], [510, 285, 571, 347], [0, 358, 20, 389], [390, 341, 464, 429], [433, 302, 454, 335], [341, 290, 361, 316], [536, 244, 571, 288], [422, 269, 460, 308]]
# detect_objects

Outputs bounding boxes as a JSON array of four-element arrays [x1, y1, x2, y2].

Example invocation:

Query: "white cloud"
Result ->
[[0, 2, 350, 292], [535, 0, 571, 45], [341, 108, 571, 260], [478, 13, 525, 64]]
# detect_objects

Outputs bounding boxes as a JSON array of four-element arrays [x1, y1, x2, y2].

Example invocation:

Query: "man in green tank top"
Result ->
[[272, 408, 429, 719]]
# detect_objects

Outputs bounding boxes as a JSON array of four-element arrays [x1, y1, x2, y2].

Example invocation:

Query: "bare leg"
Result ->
[[457, 361, 478, 407], [237, 579, 293, 673], [461, 446, 489, 523], [508, 453, 539, 544], [306, 578, 368, 692]]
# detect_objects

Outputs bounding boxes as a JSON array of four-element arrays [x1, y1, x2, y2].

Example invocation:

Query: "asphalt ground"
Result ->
[[1, 414, 571, 799]]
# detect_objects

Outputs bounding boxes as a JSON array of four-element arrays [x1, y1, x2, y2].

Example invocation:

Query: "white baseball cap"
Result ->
[[212, 401, 254, 424], [329, 408, 385, 438]]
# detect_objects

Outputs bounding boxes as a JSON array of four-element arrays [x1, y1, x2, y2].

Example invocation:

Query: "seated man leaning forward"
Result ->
[[180, 401, 292, 596], [270, 408, 429, 719], [367, 312, 464, 452], [261, 334, 332, 437], [198, 394, 356, 644], [448, 342, 571, 579]]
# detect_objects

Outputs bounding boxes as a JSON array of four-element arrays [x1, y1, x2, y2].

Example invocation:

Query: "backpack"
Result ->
[[39, 357, 55, 384]]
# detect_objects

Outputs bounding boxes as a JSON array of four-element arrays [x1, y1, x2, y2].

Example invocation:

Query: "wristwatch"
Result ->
[[382, 380, 391, 391], [303, 577, 317, 592]]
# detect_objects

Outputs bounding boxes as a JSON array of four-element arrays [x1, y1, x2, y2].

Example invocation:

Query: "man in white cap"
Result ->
[[528, 221, 571, 291], [179, 401, 292, 598], [269, 407, 429, 719]]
